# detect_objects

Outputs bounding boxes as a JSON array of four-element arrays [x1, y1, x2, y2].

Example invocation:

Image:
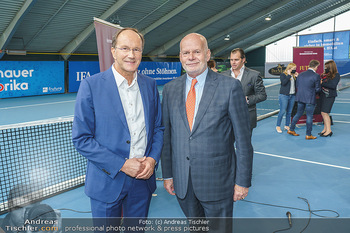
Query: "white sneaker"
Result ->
[[284, 126, 290, 131], [276, 126, 282, 133]]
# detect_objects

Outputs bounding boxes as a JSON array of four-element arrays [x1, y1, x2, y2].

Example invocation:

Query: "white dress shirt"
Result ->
[[230, 65, 245, 82], [112, 65, 147, 159]]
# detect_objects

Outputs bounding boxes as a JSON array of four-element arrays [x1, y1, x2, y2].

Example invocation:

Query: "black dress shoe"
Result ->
[[318, 132, 325, 135], [320, 132, 333, 137]]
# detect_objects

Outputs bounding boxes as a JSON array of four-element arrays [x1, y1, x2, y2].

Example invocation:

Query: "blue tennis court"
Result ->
[[1, 78, 350, 231]]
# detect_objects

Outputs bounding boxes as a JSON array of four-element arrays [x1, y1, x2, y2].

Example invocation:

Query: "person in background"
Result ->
[[161, 33, 253, 233], [207, 59, 219, 72], [288, 59, 321, 140], [72, 28, 164, 232], [222, 48, 267, 132], [319, 60, 340, 137], [276, 63, 298, 133]]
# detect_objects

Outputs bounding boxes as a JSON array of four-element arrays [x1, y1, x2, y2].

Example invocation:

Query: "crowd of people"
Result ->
[[276, 60, 340, 139]]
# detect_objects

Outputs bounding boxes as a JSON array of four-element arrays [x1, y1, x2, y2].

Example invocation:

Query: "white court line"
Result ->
[[0, 100, 75, 110], [255, 151, 350, 170], [265, 82, 280, 88], [331, 113, 350, 116], [334, 102, 350, 104], [333, 120, 350, 124], [340, 72, 350, 76], [258, 108, 276, 111]]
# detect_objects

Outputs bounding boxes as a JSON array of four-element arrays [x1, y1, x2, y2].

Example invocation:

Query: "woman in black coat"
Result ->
[[319, 60, 341, 137]]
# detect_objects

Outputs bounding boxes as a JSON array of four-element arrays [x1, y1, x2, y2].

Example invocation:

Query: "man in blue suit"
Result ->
[[161, 33, 253, 232], [72, 28, 164, 229], [288, 59, 321, 140]]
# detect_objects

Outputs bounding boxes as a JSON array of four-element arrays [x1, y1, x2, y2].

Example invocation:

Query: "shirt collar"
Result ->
[[231, 65, 245, 74], [112, 64, 137, 87], [308, 68, 316, 73], [186, 68, 208, 86]]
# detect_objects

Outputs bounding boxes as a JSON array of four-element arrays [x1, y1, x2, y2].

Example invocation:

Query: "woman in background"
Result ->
[[207, 60, 219, 72], [276, 63, 298, 133], [319, 60, 340, 137]]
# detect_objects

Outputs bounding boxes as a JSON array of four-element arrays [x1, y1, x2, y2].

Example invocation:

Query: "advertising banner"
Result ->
[[292, 47, 324, 124], [68, 61, 100, 92], [138, 62, 182, 85], [67, 61, 181, 93], [293, 47, 324, 75], [0, 61, 64, 98], [264, 62, 291, 78], [299, 31, 350, 60], [94, 17, 122, 72]]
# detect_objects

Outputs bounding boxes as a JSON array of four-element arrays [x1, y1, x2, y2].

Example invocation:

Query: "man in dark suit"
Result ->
[[288, 59, 321, 140], [222, 48, 267, 131], [161, 33, 253, 232], [72, 28, 164, 230]]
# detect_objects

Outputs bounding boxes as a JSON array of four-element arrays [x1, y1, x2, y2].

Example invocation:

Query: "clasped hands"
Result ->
[[120, 156, 156, 179]]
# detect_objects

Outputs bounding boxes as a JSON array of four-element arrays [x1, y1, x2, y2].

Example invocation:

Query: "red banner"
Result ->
[[293, 47, 324, 75], [292, 47, 324, 124], [94, 18, 123, 72]]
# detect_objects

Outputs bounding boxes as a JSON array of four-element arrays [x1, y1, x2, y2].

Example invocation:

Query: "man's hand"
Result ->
[[233, 184, 249, 202], [164, 179, 176, 195], [136, 157, 156, 179], [120, 157, 146, 177]]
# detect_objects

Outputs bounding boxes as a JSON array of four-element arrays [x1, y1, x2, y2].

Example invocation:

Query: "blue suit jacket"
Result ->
[[295, 69, 321, 105], [161, 69, 253, 202], [72, 67, 164, 203]]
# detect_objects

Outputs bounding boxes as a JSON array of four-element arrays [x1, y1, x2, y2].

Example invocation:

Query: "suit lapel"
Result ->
[[240, 67, 249, 89], [191, 70, 218, 134], [137, 74, 150, 138], [177, 75, 191, 133], [104, 68, 129, 131]]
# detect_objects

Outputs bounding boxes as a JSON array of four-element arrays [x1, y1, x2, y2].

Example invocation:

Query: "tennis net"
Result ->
[[0, 117, 86, 215]]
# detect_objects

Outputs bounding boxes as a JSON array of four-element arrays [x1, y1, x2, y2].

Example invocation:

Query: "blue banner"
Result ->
[[68, 61, 100, 92], [0, 61, 64, 98], [334, 59, 350, 76], [67, 61, 181, 93], [299, 31, 350, 60], [138, 62, 182, 85]]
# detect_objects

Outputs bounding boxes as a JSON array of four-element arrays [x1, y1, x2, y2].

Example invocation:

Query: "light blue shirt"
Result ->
[[185, 68, 208, 126]]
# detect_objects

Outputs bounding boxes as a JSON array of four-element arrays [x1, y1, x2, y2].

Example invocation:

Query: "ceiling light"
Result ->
[[6, 50, 27, 55], [265, 14, 272, 21], [224, 35, 230, 41]]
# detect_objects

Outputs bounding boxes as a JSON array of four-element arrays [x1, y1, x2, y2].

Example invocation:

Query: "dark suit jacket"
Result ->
[[72, 67, 164, 203], [222, 67, 267, 128], [295, 69, 321, 105], [161, 69, 253, 202], [279, 73, 296, 95], [321, 73, 340, 97]]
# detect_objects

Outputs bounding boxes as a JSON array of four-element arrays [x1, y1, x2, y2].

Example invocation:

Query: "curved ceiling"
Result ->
[[1, 0, 350, 60]]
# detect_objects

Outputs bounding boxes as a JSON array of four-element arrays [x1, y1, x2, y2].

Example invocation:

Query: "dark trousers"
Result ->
[[90, 176, 152, 233], [177, 173, 233, 233], [290, 102, 316, 136]]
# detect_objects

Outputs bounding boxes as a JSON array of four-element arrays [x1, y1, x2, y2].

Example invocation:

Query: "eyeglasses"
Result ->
[[115, 47, 142, 54]]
